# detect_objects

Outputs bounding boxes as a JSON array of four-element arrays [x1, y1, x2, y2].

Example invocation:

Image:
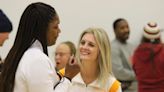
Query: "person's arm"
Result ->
[[18, 49, 70, 92], [54, 56, 80, 92], [25, 56, 60, 92], [53, 77, 71, 92], [111, 46, 135, 81]]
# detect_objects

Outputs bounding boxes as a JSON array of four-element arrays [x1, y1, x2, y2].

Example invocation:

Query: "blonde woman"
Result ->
[[65, 27, 122, 92]]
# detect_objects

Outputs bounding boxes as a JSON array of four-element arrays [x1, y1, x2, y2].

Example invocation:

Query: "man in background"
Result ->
[[111, 18, 137, 92], [0, 9, 13, 72]]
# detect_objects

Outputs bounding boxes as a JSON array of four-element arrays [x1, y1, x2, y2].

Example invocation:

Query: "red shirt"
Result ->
[[133, 43, 164, 92]]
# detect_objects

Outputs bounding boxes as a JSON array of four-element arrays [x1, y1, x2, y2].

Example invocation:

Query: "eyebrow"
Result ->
[[82, 39, 97, 45]]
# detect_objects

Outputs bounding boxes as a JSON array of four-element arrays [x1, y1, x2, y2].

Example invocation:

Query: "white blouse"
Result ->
[[14, 40, 70, 92], [67, 73, 122, 92]]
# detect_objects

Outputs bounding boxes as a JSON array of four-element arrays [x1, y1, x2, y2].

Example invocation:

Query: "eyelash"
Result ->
[[80, 41, 85, 45], [80, 40, 95, 47], [89, 43, 94, 47]]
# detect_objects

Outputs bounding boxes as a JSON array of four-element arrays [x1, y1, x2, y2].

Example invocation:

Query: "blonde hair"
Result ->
[[76, 27, 113, 87]]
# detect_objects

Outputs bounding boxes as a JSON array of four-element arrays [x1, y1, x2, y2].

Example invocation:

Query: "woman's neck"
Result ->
[[80, 60, 99, 85]]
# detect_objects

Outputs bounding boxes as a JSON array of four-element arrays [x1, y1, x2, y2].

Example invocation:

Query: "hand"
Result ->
[[64, 56, 80, 80], [68, 55, 76, 65]]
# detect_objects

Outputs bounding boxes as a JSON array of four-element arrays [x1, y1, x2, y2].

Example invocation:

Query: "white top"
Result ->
[[66, 73, 122, 92], [14, 40, 70, 92]]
